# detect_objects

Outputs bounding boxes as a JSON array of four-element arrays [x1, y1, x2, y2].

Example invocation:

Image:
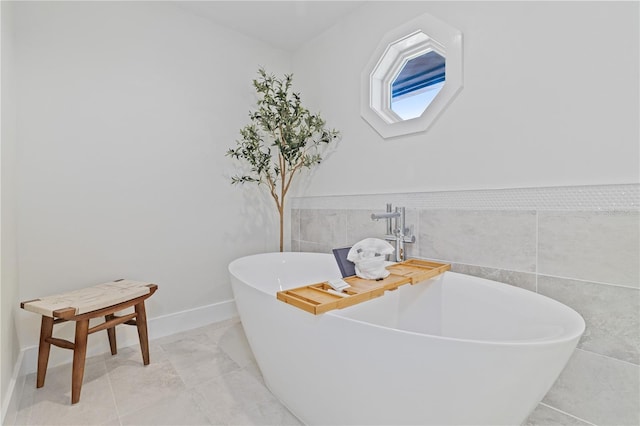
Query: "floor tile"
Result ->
[[210, 321, 257, 368], [543, 349, 640, 426], [160, 334, 241, 388], [22, 358, 119, 425], [242, 360, 265, 385], [189, 369, 293, 425], [12, 318, 310, 426], [106, 356, 186, 417], [119, 392, 211, 425]]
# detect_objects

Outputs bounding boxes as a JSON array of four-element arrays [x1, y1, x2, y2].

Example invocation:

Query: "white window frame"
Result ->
[[360, 13, 463, 139]]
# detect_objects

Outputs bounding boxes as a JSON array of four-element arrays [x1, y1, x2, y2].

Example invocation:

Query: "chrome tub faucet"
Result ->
[[371, 203, 415, 262]]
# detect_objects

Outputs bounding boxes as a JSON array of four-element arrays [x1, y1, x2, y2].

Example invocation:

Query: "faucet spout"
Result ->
[[370, 212, 400, 220]]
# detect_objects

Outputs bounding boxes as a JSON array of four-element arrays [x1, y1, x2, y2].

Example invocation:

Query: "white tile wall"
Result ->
[[538, 211, 640, 288]]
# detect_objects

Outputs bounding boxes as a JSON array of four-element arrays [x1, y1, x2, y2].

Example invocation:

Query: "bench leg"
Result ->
[[134, 301, 150, 365], [36, 316, 54, 388], [71, 319, 89, 404], [105, 314, 117, 355]]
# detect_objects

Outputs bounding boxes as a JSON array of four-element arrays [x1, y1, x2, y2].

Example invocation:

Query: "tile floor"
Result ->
[[9, 317, 569, 426], [11, 318, 301, 426]]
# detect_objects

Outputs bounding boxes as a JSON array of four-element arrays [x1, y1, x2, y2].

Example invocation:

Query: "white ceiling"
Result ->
[[174, 1, 366, 52]]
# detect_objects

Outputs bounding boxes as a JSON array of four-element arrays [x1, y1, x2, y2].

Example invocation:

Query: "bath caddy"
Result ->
[[276, 259, 450, 314]]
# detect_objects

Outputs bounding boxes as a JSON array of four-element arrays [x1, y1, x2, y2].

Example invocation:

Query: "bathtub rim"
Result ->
[[229, 251, 586, 348]]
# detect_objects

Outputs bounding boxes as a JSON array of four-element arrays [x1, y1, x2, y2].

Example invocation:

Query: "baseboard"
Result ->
[[145, 298, 238, 342], [1, 350, 25, 426], [2, 298, 237, 422]]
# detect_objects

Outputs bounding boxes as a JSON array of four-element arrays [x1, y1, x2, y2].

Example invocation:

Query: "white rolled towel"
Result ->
[[346, 238, 395, 280]]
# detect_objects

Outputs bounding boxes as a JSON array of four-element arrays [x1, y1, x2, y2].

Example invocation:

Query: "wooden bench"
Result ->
[[21, 279, 158, 404]]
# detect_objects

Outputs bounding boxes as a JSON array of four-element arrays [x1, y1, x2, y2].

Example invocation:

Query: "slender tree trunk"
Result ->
[[278, 204, 284, 252], [279, 154, 286, 252]]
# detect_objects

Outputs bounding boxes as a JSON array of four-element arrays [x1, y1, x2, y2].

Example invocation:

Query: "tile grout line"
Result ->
[[535, 210, 539, 293], [574, 347, 640, 368], [538, 402, 598, 426], [104, 354, 123, 425], [535, 273, 639, 291]]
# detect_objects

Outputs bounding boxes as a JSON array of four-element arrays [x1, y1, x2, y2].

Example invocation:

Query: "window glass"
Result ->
[[391, 51, 445, 120]]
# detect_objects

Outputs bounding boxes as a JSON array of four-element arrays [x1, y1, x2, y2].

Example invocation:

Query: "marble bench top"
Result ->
[[21, 280, 154, 318]]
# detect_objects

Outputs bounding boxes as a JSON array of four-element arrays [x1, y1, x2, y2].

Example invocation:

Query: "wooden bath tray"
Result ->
[[276, 259, 450, 315]]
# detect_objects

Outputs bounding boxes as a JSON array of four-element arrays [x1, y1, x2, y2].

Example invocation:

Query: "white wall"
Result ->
[[13, 1, 290, 351], [1, 0, 21, 418], [292, 1, 639, 196]]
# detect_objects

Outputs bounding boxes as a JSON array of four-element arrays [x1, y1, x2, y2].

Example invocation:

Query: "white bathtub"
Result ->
[[229, 252, 584, 425]]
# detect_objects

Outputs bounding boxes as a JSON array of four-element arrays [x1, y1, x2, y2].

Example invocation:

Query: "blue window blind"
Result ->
[[392, 51, 445, 99]]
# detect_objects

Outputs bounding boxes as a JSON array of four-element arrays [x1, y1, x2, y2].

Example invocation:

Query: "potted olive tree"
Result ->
[[227, 68, 340, 252]]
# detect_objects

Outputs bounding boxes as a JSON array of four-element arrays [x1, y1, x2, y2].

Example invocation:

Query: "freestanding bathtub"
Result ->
[[229, 252, 584, 425]]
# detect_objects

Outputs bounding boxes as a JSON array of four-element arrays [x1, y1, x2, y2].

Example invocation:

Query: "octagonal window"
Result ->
[[391, 51, 446, 120], [360, 13, 463, 139]]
